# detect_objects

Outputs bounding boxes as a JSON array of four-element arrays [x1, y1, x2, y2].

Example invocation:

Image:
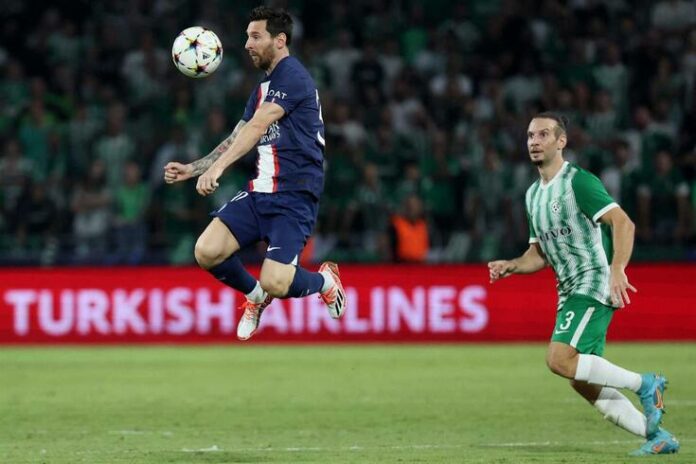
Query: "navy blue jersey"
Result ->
[[242, 56, 325, 198]]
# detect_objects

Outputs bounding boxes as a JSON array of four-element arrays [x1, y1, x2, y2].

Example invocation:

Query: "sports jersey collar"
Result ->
[[266, 55, 292, 78], [540, 161, 569, 190]]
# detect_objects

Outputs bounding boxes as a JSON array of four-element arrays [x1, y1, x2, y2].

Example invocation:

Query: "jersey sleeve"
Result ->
[[242, 88, 258, 122], [265, 70, 308, 115], [572, 169, 618, 223], [524, 189, 538, 243], [527, 210, 538, 243]]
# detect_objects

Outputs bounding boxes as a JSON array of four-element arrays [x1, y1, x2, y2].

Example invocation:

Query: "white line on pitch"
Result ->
[[180, 444, 469, 453], [484, 438, 695, 448], [109, 430, 173, 436], [187, 439, 696, 452]]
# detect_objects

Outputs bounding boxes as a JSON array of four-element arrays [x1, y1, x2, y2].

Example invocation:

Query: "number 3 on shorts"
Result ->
[[559, 311, 575, 330]]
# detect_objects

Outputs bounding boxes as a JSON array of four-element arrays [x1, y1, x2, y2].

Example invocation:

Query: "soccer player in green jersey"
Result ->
[[488, 113, 679, 456]]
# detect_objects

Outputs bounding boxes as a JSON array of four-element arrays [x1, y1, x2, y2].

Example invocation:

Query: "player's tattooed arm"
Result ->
[[190, 120, 247, 176]]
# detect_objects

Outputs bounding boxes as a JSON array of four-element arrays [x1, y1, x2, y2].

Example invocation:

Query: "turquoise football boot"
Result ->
[[637, 373, 666, 439], [630, 428, 679, 456]]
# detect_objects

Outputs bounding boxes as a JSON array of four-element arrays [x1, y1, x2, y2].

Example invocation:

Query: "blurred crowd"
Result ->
[[0, 0, 695, 266]]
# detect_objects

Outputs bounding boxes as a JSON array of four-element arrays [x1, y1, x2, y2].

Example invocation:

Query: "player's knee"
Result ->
[[546, 354, 572, 378], [259, 275, 290, 298], [194, 238, 225, 269]]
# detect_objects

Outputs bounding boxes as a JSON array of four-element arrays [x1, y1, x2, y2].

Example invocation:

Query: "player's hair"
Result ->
[[533, 112, 568, 138], [249, 6, 293, 46]]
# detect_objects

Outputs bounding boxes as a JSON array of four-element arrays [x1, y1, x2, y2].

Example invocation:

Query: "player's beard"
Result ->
[[252, 43, 275, 71], [529, 151, 545, 166], [530, 149, 554, 167]]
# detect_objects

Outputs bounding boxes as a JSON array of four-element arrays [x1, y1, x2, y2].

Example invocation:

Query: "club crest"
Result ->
[[551, 199, 561, 214]]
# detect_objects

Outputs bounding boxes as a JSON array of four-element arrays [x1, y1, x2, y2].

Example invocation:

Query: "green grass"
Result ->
[[0, 344, 693, 463]]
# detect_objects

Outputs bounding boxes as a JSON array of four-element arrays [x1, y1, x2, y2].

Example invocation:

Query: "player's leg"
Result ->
[[198, 193, 274, 341], [567, 366, 678, 455], [546, 295, 667, 438], [195, 218, 257, 293], [258, 257, 343, 313], [571, 379, 647, 437], [262, 192, 344, 312]]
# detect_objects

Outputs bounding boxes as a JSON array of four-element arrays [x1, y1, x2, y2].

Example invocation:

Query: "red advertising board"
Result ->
[[0, 264, 694, 344]]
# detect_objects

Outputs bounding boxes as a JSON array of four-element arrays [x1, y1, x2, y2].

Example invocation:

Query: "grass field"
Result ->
[[0, 344, 693, 463]]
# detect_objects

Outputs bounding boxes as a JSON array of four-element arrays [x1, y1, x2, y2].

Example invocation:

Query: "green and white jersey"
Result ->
[[525, 162, 618, 310]]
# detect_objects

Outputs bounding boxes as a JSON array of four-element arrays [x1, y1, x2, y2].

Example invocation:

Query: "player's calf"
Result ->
[[259, 275, 291, 298]]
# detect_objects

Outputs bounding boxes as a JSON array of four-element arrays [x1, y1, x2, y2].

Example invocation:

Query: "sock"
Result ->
[[320, 270, 335, 292], [209, 255, 257, 295], [594, 387, 647, 437], [575, 354, 642, 392], [285, 266, 325, 298], [245, 282, 266, 303]]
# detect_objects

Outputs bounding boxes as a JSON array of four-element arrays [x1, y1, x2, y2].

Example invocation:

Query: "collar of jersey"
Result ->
[[539, 161, 569, 190]]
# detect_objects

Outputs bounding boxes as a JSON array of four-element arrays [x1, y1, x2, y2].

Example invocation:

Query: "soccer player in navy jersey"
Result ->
[[164, 6, 345, 340]]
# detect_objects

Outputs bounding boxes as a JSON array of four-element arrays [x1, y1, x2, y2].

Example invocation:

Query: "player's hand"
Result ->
[[609, 267, 638, 308], [488, 260, 515, 283], [164, 162, 193, 184], [196, 166, 223, 196]]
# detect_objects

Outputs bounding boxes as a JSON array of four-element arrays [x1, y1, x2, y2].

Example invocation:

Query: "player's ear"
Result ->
[[557, 133, 567, 150], [275, 32, 287, 48]]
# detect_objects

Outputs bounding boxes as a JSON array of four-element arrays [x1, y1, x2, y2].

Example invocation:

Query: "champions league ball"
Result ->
[[172, 27, 223, 78]]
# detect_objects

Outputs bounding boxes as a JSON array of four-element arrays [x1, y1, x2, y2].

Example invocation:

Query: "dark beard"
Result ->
[[254, 45, 274, 71], [257, 55, 271, 71], [532, 159, 543, 166]]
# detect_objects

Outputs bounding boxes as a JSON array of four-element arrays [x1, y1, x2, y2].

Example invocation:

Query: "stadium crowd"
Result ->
[[0, 0, 695, 265]]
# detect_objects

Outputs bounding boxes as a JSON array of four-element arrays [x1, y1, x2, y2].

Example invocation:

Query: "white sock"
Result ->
[[594, 387, 647, 437], [575, 354, 642, 392], [245, 282, 265, 302], [319, 271, 334, 293]]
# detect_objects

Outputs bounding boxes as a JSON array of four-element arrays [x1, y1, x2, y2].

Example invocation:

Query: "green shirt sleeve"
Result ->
[[525, 188, 538, 242], [527, 210, 537, 242], [572, 169, 617, 223]]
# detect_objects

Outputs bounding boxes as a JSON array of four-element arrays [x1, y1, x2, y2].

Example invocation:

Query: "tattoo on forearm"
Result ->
[[190, 120, 246, 176]]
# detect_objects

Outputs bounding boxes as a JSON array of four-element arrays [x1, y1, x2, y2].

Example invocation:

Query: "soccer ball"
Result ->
[[172, 27, 223, 78]]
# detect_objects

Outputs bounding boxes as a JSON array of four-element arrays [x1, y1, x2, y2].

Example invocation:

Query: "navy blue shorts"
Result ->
[[211, 190, 319, 265]]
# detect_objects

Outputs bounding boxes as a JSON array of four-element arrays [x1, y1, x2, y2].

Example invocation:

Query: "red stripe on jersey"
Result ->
[[255, 85, 263, 111], [272, 145, 279, 192], [249, 155, 261, 192]]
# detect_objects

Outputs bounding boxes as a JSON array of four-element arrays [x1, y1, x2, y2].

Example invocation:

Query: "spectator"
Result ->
[[112, 161, 150, 264], [467, 147, 514, 259], [323, 29, 361, 99], [350, 43, 385, 105], [345, 162, 390, 259], [71, 159, 112, 262], [13, 180, 58, 258], [94, 103, 135, 190], [389, 193, 429, 263], [636, 150, 691, 243], [18, 96, 57, 181], [0, 139, 33, 219], [601, 140, 640, 215]]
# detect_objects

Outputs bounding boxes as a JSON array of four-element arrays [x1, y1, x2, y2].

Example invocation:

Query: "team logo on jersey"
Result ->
[[551, 199, 562, 214]]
